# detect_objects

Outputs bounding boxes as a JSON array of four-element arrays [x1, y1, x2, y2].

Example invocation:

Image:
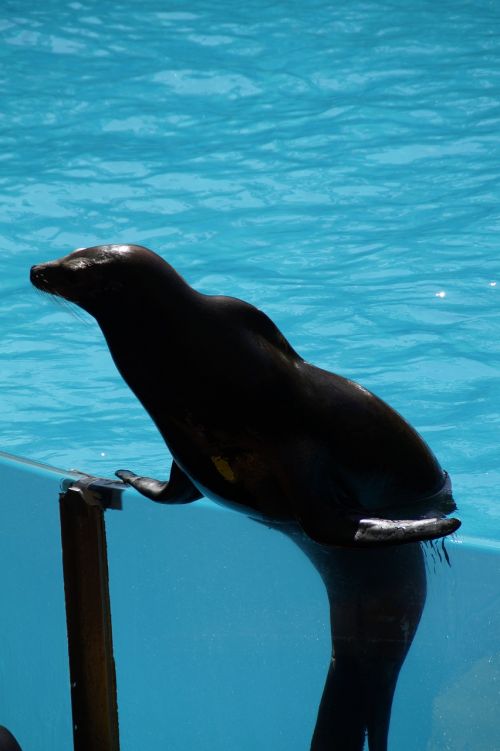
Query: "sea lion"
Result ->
[[31, 244, 460, 750]]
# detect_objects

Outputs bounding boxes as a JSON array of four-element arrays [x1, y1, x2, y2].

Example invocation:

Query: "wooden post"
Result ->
[[59, 479, 122, 751]]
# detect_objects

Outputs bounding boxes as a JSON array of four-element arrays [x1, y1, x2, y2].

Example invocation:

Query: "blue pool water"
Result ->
[[1, 3, 500, 750], [1, 4, 500, 527]]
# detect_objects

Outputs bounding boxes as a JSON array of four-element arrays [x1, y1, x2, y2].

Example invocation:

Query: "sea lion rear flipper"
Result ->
[[115, 461, 203, 504]]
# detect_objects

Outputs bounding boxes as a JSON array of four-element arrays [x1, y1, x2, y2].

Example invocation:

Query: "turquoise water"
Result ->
[[1, 0, 500, 540]]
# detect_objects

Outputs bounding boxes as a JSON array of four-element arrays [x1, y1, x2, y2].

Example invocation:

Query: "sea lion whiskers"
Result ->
[[31, 271, 93, 325]]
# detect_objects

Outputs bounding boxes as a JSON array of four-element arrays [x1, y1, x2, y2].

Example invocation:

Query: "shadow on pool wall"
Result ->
[[1, 452, 499, 751]]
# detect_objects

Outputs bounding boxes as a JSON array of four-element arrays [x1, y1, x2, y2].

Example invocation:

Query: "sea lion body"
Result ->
[[30, 244, 457, 546], [30, 244, 460, 750]]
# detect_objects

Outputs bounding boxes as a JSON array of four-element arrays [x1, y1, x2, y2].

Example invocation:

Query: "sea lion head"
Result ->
[[30, 244, 184, 316]]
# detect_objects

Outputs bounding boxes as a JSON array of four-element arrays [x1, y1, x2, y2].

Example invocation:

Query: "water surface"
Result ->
[[0, 0, 499, 537]]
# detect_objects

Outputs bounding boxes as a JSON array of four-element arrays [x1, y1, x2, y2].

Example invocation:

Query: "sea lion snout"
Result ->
[[30, 258, 79, 297], [30, 261, 60, 293], [30, 250, 112, 305]]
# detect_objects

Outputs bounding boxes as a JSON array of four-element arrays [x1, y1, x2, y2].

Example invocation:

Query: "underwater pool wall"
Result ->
[[1, 451, 499, 750], [0, 453, 73, 750]]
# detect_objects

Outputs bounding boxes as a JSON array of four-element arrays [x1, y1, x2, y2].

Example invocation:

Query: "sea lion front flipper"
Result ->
[[115, 461, 203, 504], [297, 502, 460, 548], [353, 515, 460, 546]]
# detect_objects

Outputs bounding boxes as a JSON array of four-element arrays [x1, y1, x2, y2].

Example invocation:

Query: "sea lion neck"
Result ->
[[94, 263, 198, 322], [94, 270, 206, 361]]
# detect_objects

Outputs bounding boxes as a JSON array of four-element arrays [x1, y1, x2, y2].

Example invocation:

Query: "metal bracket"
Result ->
[[60, 474, 124, 510]]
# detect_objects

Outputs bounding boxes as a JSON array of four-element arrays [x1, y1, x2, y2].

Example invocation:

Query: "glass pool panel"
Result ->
[[0, 454, 73, 751], [106, 485, 500, 751]]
